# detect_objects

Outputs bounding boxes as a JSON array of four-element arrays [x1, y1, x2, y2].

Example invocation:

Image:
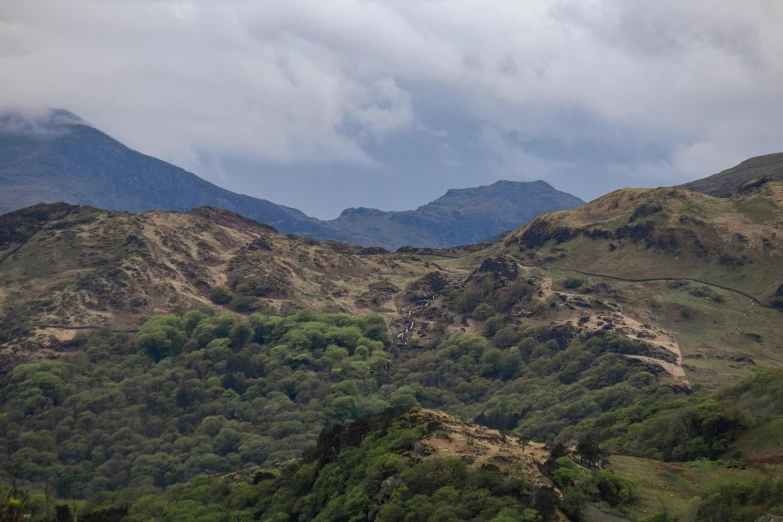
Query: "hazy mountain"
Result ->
[[0, 109, 584, 249], [0, 109, 333, 238], [329, 179, 585, 248]]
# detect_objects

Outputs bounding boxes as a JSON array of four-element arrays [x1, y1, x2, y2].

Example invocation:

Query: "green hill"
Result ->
[[678, 152, 783, 195]]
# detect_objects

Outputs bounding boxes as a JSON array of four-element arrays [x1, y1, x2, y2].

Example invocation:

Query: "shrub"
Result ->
[[229, 295, 253, 313], [473, 303, 495, 321], [209, 286, 232, 305]]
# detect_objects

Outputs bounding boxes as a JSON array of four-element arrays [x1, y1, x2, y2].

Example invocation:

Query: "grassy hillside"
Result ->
[[499, 181, 783, 299], [58, 409, 578, 522], [476, 182, 783, 389], [3, 190, 783, 388], [679, 153, 783, 195]]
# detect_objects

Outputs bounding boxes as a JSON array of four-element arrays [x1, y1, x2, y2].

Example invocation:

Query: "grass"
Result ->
[[608, 456, 780, 520], [731, 417, 783, 461], [735, 197, 779, 224], [532, 266, 783, 391]]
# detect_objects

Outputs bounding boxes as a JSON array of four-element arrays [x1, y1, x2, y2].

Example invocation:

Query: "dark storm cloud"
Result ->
[[1, 1, 782, 216]]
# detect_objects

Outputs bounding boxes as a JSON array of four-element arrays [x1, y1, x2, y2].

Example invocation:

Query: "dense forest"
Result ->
[[1, 309, 674, 493], [2, 305, 781, 521]]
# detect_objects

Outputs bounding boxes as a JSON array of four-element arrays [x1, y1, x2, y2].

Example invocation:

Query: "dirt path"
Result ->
[[33, 324, 140, 333]]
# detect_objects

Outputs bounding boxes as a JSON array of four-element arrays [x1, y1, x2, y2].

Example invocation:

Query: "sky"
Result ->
[[2, 1, 783, 219]]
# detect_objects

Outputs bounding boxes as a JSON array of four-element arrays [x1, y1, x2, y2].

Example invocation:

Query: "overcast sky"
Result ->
[[2, 1, 783, 218]]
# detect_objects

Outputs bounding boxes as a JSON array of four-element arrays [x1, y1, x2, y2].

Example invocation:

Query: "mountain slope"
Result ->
[[486, 180, 783, 388], [678, 152, 783, 195], [0, 203, 444, 351], [0, 109, 333, 238], [4, 189, 783, 392], [499, 181, 783, 300], [0, 109, 584, 249]]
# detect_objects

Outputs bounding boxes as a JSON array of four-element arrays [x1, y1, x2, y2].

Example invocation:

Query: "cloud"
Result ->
[[0, 108, 84, 138], [1, 0, 782, 215]]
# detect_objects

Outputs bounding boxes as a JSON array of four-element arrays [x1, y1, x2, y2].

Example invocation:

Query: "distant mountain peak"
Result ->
[[442, 179, 558, 197], [337, 207, 387, 218]]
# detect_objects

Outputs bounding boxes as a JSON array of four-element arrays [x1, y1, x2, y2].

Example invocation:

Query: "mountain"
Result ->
[[0, 109, 584, 250], [678, 152, 783, 195], [0, 203, 442, 349], [3, 123, 783, 520], [331, 180, 585, 249]]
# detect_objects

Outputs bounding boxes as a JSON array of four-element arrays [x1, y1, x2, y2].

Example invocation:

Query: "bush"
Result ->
[[679, 306, 696, 320], [473, 303, 495, 321], [563, 278, 583, 290], [210, 286, 232, 305], [454, 290, 483, 314], [229, 295, 253, 313]]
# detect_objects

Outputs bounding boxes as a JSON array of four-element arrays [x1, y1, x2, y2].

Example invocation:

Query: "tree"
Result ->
[[134, 316, 186, 362], [533, 487, 560, 522], [484, 317, 501, 337], [576, 435, 601, 468], [391, 387, 420, 410], [229, 322, 254, 351], [330, 396, 359, 422], [544, 442, 569, 474], [494, 327, 520, 349], [344, 419, 372, 447]]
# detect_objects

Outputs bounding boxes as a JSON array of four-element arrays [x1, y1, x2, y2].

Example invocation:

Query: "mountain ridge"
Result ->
[[0, 109, 584, 250], [678, 152, 783, 195]]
